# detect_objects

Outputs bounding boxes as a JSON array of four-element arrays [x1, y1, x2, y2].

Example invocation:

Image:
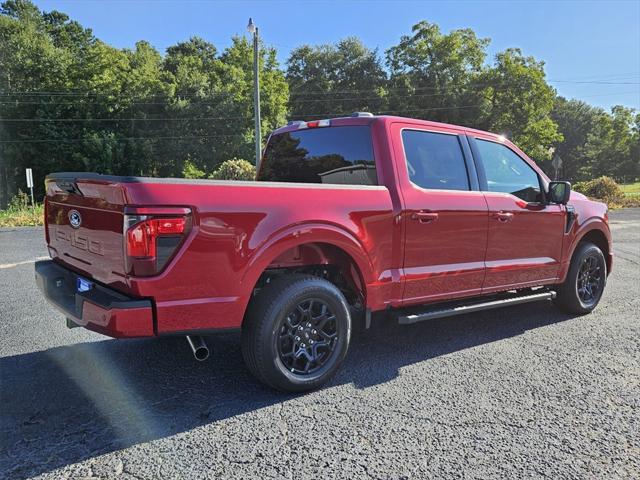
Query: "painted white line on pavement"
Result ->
[[0, 256, 49, 269]]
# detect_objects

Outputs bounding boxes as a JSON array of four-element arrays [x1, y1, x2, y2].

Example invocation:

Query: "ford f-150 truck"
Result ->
[[35, 113, 612, 391]]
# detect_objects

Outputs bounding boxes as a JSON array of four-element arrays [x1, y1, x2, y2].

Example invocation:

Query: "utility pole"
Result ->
[[247, 18, 261, 168]]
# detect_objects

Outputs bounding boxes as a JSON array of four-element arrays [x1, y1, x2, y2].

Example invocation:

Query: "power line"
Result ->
[[0, 90, 240, 99], [0, 94, 635, 143], [3, 83, 637, 109], [0, 104, 488, 142], [549, 80, 640, 85], [0, 133, 246, 144], [2, 89, 637, 122], [1, 103, 486, 125], [1, 115, 251, 123], [0, 90, 443, 115], [1, 78, 638, 100]]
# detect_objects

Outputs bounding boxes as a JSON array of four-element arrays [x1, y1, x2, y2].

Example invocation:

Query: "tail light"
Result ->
[[124, 207, 192, 276]]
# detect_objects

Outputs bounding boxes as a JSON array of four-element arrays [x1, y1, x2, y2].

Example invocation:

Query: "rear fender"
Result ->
[[238, 223, 376, 310]]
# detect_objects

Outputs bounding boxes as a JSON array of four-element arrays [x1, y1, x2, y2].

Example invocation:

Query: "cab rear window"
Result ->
[[258, 126, 377, 185]]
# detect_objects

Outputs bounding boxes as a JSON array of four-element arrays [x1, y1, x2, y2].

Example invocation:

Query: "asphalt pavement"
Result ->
[[1, 210, 639, 479]]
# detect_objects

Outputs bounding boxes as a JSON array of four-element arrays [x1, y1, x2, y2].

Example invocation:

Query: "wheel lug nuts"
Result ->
[[295, 336, 300, 341], [310, 340, 314, 345], [312, 329, 317, 334], [301, 343, 306, 348]]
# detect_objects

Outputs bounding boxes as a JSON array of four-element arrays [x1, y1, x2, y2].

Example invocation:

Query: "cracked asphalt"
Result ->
[[1, 209, 639, 479]]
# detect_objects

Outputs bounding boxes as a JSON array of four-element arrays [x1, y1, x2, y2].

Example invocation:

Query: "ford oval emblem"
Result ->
[[68, 210, 82, 229]]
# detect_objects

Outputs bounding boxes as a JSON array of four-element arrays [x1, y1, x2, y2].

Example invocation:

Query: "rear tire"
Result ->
[[554, 242, 607, 314], [242, 274, 351, 392]]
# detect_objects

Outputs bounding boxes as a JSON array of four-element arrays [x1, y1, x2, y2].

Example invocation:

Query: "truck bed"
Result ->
[[44, 172, 395, 334]]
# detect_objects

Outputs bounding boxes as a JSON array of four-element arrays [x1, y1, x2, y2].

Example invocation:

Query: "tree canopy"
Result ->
[[1, 0, 637, 206]]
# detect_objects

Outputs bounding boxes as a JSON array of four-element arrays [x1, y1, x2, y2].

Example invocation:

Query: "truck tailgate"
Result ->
[[45, 174, 128, 287]]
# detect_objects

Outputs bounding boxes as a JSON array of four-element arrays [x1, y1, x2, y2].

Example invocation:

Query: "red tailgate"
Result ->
[[45, 175, 128, 288]]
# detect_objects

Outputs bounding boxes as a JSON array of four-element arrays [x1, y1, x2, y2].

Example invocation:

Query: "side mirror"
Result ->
[[548, 181, 571, 205]]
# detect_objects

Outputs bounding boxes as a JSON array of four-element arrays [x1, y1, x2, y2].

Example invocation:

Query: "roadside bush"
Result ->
[[8, 190, 30, 210], [209, 159, 256, 181], [573, 176, 625, 205], [182, 159, 206, 179], [0, 191, 44, 227]]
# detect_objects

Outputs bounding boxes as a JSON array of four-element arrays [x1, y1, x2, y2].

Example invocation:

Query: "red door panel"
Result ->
[[402, 190, 489, 303], [389, 122, 489, 305], [483, 193, 565, 291]]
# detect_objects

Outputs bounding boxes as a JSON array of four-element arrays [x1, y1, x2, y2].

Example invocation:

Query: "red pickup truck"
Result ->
[[35, 113, 612, 391]]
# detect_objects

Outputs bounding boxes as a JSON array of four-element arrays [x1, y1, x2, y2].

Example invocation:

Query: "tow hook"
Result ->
[[186, 335, 210, 361]]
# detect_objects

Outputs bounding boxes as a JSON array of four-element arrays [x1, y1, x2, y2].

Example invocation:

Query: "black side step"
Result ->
[[398, 291, 556, 325]]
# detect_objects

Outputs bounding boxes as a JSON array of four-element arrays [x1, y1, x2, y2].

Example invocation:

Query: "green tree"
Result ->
[[215, 36, 288, 161], [1, 1, 79, 203], [287, 37, 386, 118], [474, 48, 562, 163], [386, 21, 488, 125], [385, 24, 561, 162], [583, 106, 637, 180], [0, 0, 289, 206], [631, 112, 640, 180], [551, 97, 604, 181]]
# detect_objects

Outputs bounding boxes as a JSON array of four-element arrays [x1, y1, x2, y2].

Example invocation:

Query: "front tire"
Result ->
[[242, 274, 352, 392], [554, 241, 607, 314]]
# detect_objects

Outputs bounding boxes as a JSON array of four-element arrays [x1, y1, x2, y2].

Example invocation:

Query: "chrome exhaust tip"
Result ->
[[186, 335, 209, 361]]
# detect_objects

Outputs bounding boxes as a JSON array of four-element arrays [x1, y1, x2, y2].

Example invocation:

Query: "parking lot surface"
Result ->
[[1, 209, 639, 479]]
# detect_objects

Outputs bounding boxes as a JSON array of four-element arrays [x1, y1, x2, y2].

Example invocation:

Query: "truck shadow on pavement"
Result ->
[[1, 302, 576, 479]]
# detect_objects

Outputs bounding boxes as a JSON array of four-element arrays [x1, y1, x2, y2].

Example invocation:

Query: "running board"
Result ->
[[398, 291, 556, 325]]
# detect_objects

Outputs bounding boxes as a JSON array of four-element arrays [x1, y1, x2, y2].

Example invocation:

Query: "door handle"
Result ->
[[494, 211, 514, 223], [411, 211, 439, 223]]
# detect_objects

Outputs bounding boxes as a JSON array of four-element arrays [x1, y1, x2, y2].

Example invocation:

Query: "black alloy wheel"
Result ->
[[276, 299, 339, 375], [242, 274, 351, 392], [576, 253, 604, 307], [554, 241, 607, 314]]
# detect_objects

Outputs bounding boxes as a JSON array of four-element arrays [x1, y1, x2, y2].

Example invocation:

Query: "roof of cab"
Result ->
[[272, 114, 502, 141]]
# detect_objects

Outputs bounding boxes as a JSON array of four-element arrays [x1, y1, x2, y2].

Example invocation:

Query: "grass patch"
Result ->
[[620, 182, 640, 197], [0, 204, 44, 227], [0, 192, 44, 227]]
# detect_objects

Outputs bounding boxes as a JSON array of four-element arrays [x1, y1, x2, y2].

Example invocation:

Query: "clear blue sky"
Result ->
[[34, 0, 640, 110]]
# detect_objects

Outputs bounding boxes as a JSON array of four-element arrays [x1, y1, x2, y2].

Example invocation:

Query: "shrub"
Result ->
[[209, 158, 256, 181], [0, 191, 44, 227], [573, 176, 624, 205], [8, 190, 30, 210], [182, 159, 206, 179]]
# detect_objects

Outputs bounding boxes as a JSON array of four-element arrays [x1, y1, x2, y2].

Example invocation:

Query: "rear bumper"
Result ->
[[35, 260, 154, 338]]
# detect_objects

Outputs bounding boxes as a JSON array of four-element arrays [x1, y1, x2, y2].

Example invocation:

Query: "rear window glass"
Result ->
[[258, 126, 377, 185]]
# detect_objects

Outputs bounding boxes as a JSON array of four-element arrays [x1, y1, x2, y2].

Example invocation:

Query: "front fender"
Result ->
[[559, 215, 612, 281]]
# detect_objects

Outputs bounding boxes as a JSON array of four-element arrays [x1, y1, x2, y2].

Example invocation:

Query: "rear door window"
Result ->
[[259, 126, 377, 185], [401, 130, 470, 191]]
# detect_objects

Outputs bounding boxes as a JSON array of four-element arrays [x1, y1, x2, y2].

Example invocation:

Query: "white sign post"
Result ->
[[551, 155, 563, 181], [25, 168, 34, 206]]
